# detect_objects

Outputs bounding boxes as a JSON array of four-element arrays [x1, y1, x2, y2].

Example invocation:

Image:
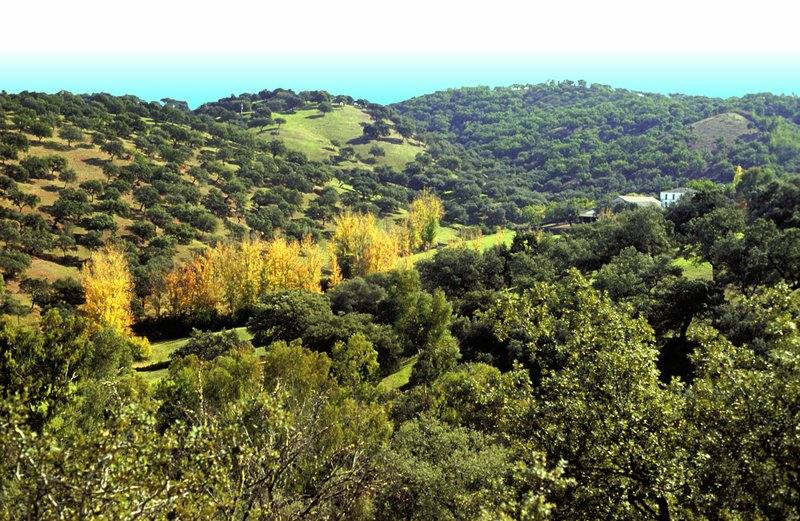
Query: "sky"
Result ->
[[1, 0, 799, 106]]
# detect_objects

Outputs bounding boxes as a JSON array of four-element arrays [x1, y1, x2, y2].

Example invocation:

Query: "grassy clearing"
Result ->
[[408, 228, 516, 263], [26, 257, 80, 281], [379, 355, 418, 391], [136, 326, 253, 368], [253, 105, 423, 170], [673, 256, 713, 281], [689, 112, 757, 152]]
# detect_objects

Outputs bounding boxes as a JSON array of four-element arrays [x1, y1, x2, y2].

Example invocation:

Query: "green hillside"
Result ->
[[0, 90, 428, 316], [4, 85, 800, 521], [393, 82, 800, 225], [253, 105, 423, 170]]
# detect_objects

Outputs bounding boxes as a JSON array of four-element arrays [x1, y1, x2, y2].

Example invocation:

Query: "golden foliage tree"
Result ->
[[163, 237, 324, 317], [733, 165, 745, 187], [331, 211, 400, 278], [327, 243, 343, 288], [81, 246, 134, 334], [163, 254, 217, 317], [407, 190, 444, 251]]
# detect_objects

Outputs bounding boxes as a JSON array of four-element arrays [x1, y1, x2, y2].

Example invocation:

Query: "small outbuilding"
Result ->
[[578, 209, 598, 223]]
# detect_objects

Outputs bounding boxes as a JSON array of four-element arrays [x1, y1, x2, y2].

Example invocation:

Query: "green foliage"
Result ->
[[0, 310, 133, 429], [1, 86, 800, 520], [375, 416, 562, 520], [403, 289, 460, 385], [332, 332, 379, 386], [172, 328, 253, 361]]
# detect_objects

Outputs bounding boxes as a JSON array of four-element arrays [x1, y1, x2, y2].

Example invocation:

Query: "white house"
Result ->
[[659, 187, 697, 208]]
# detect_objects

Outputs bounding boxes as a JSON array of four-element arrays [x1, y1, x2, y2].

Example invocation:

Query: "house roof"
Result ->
[[615, 195, 661, 208], [579, 209, 597, 218], [660, 187, 697, 194]]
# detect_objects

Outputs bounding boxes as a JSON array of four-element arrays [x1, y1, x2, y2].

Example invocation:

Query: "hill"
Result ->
[[195, 89, 424, 171], [3, 84, 800, 313], [689, 111, 758, 151], [0, 90, 426, 315], [393, 82, 800, 216], [251, 105, 423, 171]]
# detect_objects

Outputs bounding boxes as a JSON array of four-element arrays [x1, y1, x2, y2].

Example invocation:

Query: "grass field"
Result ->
[[253, 105, 423, 170], [137, 326, 254, 367], [672, 256, 713, 280], [379, 355, 418, 391], [689, 112, 757, 152], [409, 228, 516, 263]]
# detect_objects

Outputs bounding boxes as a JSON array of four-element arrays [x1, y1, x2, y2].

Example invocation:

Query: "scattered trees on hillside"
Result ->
[[58, 124, 84, 147]]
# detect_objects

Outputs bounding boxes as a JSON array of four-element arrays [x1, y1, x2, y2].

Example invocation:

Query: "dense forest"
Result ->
[[395, 81, 800, 223], [1, 85, 799, 519]]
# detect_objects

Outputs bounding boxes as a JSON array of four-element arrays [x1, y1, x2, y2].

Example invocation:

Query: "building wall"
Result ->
[[660, 192, 685, 208]]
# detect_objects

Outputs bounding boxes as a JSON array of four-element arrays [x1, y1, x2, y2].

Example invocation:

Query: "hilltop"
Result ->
[[393, 82, 800, 206], [688, 111, 759, 151], [195, 89, 424, 171]]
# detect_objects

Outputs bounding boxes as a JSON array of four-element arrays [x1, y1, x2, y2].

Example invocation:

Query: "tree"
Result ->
[[6, 187, 39, 212], [58, 168, 77, 187], [685, 302, 800, 518], [407, 190, 444, 250], [81, 246, 134, 335], [331, 211, 401, 277], [484, 271, 688, 519], [318, 101, 333, 115], [331, 331, 379, 386], [132, 185, 160, 210], [0, 143, 19, 163], [0, 250, 31, 280], [30, 120, 53, 142], [58, 124, 84, 147], [360, 120, 391, 140], [375, 416, 562, 520], [172, 328, 253, 361], [0, 274, 27, 316], [45, 188, 91, 225], [0, 310, 134, 430], [393, 116, 416, 142], [268, 138, 287, 156], [247, 290, 333, 347], [522, 204, 547, 227], [406, 289, 461, 385], [100, 139, 126, 160]]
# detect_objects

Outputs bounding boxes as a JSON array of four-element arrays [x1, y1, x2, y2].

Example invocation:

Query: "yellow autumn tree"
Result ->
[[163, 253, 217, 317], [331, 211, 400, 278], [163, 236, 324, 317], [263, 236, 323, 293], [82, 245, 134, 334], [407, 190, 444, 251], [733, 165, 745, 188], [327, 243, 343, 288]]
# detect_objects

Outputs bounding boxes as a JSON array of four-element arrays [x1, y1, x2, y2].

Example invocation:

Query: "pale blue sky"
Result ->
[[1, 1, 798, 105]]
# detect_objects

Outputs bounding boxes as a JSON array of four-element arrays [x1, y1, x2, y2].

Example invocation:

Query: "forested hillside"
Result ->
[[0, 89, 433, 313], [394, 81, 800, 218], [1, 84, 800, 519]]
